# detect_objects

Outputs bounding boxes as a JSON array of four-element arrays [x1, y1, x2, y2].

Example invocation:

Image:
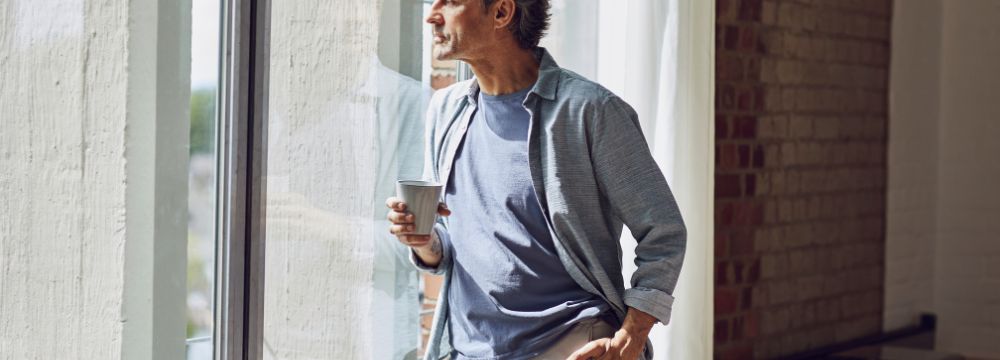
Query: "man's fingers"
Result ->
[[385, 197, 406, 211], [437, 202, 451, 216], [388, 224, 416, 235], [398, 234, 431, 247], [567, 339, 607, 360], [386, 210, 415, 224], [595, 352, 619, 360]]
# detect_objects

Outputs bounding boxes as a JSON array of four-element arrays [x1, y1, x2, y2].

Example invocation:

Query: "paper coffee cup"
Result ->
[[395, 180, 443, 235]]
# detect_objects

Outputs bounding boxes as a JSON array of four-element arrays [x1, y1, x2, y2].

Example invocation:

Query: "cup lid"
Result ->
[[397, 180, 442, 187]]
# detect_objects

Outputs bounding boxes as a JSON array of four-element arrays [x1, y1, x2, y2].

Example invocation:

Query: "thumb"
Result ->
[[567, 339, 608, 360], [437, 202, 451, 216]]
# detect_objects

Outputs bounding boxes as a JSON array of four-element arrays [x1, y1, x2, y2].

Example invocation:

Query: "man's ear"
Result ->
[[492, 0, 516, 29]]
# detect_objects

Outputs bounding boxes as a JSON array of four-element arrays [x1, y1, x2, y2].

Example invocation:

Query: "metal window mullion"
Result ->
[[215, 0, 271, 358]]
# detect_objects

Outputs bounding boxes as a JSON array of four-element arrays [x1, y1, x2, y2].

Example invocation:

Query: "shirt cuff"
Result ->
[[623, 287, 676, 325], [408, 223, 450, 275]]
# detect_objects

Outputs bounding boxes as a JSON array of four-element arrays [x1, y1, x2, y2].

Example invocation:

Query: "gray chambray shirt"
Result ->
[[409, 47, 687, 360]]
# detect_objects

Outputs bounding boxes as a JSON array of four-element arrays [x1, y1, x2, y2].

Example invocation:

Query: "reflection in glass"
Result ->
[[186, 0, 220, 358], [263, 1, 430, 358]]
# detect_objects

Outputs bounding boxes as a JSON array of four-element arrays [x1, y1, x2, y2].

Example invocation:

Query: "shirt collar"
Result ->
[[465, 47, 561, 105]]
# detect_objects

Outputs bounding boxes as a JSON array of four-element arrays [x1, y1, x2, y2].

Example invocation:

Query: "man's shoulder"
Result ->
[[552, 68, 619, 105]]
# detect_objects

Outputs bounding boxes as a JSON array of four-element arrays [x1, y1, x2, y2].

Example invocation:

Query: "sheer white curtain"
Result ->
[[542, 1, 715, 359]]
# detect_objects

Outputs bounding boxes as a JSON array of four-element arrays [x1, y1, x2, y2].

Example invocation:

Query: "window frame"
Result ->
[[214, 0, 271, 358]]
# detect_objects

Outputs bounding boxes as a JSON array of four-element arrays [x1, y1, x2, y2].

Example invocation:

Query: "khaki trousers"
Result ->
[[529, 317, 616, 360]]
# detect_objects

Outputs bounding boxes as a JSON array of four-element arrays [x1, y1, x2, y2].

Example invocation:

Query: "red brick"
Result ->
[[717, 261, 729, 286], [737, 86, 754, 110], [717, 0, 735, 22], [732, 316, 745, 340], [746, 58, 761, 81], [719, 143, 740, 169], [716, 288, 740, 315], [716, 24, 726, 49], [715, 319, 730, 343], [739, 0, 762, 21], [716, 173, 742, 198], [754, 85, 766, 111], [717, 55, 745, 81], [752, 144, 765, 168], [724, 25, 740, 50], [718, 84, 736, 110], [749, 257, 761, 282], [744, 174, 757, 196], [733, 116, 757, 139], [738, 26, 758, 52], [718, 202, 735, 227], [717, 114, 729, 139], [750, 202, 764, 225], [716, 232, 729, 258], [731, 231, 755, 256], [719, 344, 753, 360], [741, 286, 753, 310], [714, 0, 889, 356], [738, 144, 751, 167], [745, 312, 760, 339], [430, 73, 456, 90]]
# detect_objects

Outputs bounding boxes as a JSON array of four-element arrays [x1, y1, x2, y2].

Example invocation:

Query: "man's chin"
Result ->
[[433, 47, 457, 61], [434, 53, 454, 62]]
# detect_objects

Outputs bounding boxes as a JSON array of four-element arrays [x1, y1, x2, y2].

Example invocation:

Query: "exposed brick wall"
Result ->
[[714, 0, 892, 358]]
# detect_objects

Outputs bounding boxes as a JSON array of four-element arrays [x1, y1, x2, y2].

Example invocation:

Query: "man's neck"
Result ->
[[465, 46, 540, 96]]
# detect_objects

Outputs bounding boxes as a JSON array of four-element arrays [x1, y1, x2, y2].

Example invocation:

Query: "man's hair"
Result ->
[[483, 0, 551, 49]]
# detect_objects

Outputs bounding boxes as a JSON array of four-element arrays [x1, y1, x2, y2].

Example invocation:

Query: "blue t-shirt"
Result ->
[[444, 86, 610, 359]]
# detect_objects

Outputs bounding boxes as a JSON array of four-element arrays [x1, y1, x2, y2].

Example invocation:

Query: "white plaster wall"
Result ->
[[884, 0, 942, 332], [0, 1, 129, 357], [0, 0, 189, 358], [887, 0, 1000, 357], [934, 1, 1000, 356]]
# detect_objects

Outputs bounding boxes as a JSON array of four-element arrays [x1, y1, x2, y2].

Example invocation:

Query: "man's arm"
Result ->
[[408, 221, 453, 275], [567, 307, 657, 360], [589, 95, 688, 326], [621, 306, 657, 335], [410, 225, 444, 268], [568, 95, 686, 360]]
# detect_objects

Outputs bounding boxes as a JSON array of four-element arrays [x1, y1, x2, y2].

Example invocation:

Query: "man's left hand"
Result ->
[[566, 307, 656, 360], [565, 328, 646, 360]]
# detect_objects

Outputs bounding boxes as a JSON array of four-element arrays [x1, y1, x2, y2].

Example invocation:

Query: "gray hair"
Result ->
[[483, 0, 551, 49]]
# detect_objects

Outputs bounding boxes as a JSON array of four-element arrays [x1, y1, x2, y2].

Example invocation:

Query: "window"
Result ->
[[186, 0, 222, 358], [256, 0, 440, 358]]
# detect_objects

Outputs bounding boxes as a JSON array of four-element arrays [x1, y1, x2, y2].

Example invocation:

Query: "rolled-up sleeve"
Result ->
[[589, 95, 687, 325], [408, 221, 453, 275]]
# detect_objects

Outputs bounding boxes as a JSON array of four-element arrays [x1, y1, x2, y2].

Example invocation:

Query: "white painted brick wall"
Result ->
[[888, 0, 1000, 357]]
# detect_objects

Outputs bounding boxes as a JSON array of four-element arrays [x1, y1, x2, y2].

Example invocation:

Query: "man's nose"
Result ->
[[425, 0, 443, 25], [425, 11, 442, 25]]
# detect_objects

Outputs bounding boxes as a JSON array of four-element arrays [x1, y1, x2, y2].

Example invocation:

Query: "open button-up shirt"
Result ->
[[411, 48, 687, 360]]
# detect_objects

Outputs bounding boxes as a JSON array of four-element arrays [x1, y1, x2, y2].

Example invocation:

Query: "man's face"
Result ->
[[425, 0, 495, 61]]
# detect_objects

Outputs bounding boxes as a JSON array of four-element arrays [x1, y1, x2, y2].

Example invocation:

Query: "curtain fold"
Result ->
[[543, 1, 715, 358]]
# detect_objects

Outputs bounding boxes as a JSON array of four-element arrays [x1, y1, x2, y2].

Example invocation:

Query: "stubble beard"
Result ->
[[433, 36, 460, 61]]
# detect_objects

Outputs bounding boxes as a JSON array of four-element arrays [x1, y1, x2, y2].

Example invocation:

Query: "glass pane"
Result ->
[[262, 0, 433, 358], [186, 0, 220, 358], [417, 1, 456, 355]]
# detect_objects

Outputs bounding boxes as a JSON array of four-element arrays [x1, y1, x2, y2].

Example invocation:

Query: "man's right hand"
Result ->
[[385, 197, 451, 267]]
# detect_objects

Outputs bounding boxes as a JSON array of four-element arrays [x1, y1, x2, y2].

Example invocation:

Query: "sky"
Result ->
[[191, 0, 220, 89]]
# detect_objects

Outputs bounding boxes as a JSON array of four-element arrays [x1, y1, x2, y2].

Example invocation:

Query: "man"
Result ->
[[386, 0, 686, 359]]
